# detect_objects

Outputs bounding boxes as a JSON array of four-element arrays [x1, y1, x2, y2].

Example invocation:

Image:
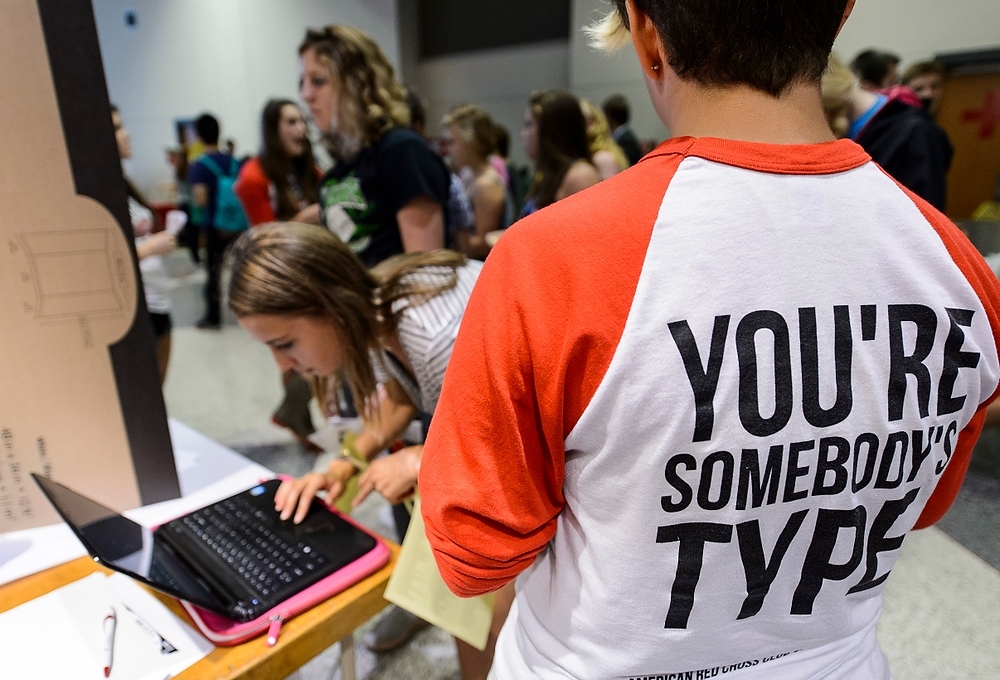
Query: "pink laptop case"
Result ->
[[162, 491, 391, 646]]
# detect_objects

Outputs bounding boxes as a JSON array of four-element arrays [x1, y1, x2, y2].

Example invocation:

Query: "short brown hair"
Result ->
[[599, 0, 850, 97], [299, 26, 410, 150], [902, 61, 945, 86]]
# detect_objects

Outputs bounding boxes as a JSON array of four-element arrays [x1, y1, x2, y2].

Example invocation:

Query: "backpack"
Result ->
[[198, 154, 248, 232]]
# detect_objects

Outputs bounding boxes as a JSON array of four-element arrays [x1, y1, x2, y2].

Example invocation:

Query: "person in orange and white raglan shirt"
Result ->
[[419, 2, 1000, 680]]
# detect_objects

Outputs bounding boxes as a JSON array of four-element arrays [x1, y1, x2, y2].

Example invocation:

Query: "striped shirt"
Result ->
[[373, 260, 483, 415]]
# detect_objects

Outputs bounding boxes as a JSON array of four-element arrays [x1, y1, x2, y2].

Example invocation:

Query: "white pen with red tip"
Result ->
[[103, 607, 117, 677]]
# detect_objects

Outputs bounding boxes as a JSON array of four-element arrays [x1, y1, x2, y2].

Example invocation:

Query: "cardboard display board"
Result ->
[[0, 0, 179, 534]]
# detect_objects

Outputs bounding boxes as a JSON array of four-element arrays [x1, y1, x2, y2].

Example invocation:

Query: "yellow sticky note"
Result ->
[[383, 496, 495, 650]]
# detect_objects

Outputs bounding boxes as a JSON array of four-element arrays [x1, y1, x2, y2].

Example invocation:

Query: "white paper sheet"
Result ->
[[0, 572, 212, 679]]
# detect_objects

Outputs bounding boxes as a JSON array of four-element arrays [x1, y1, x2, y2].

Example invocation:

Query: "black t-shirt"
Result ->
[[319, 127, 450, 267]]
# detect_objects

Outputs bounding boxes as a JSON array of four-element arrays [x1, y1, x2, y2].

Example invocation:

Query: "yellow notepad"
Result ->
[[383, 496, 495, 650]]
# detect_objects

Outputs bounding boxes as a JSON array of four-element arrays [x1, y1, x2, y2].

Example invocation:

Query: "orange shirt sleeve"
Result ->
[[233, 157, 276, 227], [419, 156, 683, 597], [909, 194, 1000, 528]]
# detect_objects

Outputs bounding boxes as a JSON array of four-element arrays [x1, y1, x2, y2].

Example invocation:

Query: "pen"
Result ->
[[103, 607, 117, 678]]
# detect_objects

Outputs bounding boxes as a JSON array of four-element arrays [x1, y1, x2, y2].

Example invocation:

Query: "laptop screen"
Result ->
[[32, 474, 231, 613]]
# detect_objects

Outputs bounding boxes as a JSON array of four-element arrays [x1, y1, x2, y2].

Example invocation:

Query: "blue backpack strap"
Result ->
[[198, 154, 228, 178]]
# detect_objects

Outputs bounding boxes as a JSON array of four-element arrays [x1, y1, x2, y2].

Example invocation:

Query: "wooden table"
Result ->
[[0, 545, 398, 680]]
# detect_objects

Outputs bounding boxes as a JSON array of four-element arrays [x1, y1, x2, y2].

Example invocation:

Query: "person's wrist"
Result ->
[[404, 447, 421, 479], [325, 459, 356, 486], [339, 440, 368, 471]]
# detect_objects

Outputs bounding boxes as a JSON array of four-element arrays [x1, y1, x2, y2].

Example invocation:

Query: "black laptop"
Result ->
[[32, 474, 379, 623]]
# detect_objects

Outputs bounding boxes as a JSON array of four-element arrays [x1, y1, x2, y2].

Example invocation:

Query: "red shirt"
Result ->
[[233, 157, 319, 226]]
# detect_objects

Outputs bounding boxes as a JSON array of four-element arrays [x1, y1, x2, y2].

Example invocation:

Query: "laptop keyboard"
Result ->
[[179, 495, 328, 599]]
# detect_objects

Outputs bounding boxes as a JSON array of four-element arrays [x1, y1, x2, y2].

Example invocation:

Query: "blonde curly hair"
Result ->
[[580, 99, 628, 171], [299, 26, 410, 156], [821, 53, 857, 139]]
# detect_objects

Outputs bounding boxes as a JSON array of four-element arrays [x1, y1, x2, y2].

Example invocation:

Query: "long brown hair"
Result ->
[[227, 223, 466, 416], [528, 89, 593, 210], [258, 99, 320, 219]]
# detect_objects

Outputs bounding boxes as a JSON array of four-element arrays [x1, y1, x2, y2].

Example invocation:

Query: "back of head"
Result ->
[[195, 113, 220, 146], [596, 1, 851, 97], [850, 49, 901, 89], [442, 104, 498, 159], [299, 25, 410, 148], [404, 88, 427, 135], [602, 93, 629, 127]]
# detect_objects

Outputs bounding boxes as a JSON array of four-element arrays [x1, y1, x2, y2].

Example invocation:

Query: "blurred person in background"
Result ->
[[235, 99, 321, 227], [443, 104, 515, 259], [823, 53, 953, 210], [850, 48, 901, 91], [166, 145, 199, 264], [521, 89, 600, 217], [403, 92, 478, 258], [297, 22, 451, 653], [902, 61, 947, 118], [299, 25, 450, 268], [581, 99, 629, 179], [488, 123, 511, 190], [602, 93, 642, 165], [113, 105, 177, 383], [187, 112, 245, 329], [234, 98, 323, 451]]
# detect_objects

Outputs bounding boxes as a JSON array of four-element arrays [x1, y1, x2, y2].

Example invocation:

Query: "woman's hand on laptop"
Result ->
[[275, 459, 357, 524]]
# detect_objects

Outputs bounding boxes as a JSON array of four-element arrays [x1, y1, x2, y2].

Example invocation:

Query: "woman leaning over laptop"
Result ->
[[227, 222, 478, 519], [226, 222, 509, 679]]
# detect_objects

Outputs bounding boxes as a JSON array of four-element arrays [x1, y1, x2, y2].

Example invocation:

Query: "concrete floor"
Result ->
[[159, 249, 1000, 679]]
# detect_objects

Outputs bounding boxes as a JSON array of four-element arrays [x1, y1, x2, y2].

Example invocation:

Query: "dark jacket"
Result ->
[[855, 89, 954, 212], [613, 124, 643, 167]]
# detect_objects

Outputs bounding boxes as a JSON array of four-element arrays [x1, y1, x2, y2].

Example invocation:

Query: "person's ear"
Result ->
[[626, 0, 665, 79], [837, 0, 857, 36]]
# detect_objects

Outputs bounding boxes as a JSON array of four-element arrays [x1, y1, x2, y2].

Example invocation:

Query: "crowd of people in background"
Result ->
[[115, 16, 969, 679], [821, 48, 954, 211], [134, 42, 957, 306]]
